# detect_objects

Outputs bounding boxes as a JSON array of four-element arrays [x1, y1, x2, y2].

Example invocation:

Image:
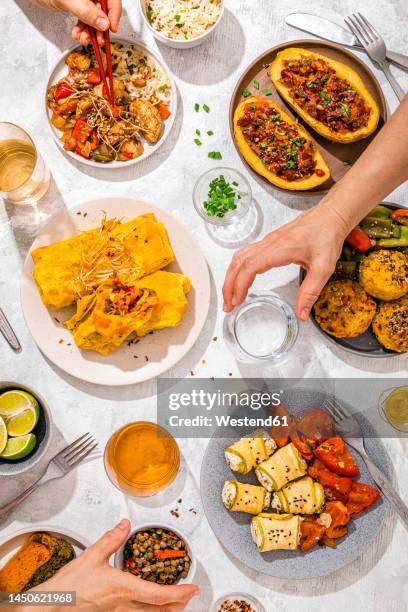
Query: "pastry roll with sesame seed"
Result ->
[[225, 431, 277, 475], [222, 480, 271, 515], [271, 476, 325, 514], [255, 442, 307, 491], [251, 513, 301, 552]]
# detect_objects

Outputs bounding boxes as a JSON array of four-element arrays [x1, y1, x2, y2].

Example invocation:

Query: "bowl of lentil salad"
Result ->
[[114, 523, 196, 585]]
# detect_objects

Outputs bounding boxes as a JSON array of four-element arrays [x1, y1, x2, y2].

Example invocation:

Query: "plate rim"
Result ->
[[44, 35, 177, 169], [20, 196, 211, 386], [200, 394, 390, 580], [229, 38, 388, 197], [301, 201, 407, 358], [0, 524, 90, 556]]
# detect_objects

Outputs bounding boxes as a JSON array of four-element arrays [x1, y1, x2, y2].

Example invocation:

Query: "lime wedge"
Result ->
[[0, 417, 7, 454], [0, 390, 39, 420], [0, 434, 37, 460], [7, 405, 39, 437]]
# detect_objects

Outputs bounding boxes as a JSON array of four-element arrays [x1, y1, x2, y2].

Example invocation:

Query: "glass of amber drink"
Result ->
[[104, 421, 180, 497]]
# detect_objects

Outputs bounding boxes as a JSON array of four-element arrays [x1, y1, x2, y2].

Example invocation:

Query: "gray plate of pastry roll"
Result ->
[[200, 387, 390, 579]]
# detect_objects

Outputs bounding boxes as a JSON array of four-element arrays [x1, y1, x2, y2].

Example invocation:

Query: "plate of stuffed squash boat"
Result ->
[[230, 40, 386, 194], [20, 196, 210, 385], [45, 37, 176, 168], [305, 203, 408, 356], [201, 387, 389, 579]]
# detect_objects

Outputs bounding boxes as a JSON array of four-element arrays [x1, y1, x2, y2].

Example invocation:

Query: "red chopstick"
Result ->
[[89, 26, 112, 105], [100, 0, 115, 106]]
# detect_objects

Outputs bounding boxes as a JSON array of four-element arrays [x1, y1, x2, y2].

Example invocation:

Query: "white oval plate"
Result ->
[[0, 525, 89, 573], [21, 197, 211, 385], [44, 37, 177, 169]]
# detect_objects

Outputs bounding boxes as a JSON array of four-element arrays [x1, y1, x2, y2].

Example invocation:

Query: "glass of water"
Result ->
[[0, 123, 50, 205], [223, 292, 299, 363]]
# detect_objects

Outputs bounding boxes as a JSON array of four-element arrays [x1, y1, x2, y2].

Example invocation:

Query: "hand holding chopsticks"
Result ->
[[88, 0, 115, 106], [70, 0, 122, 47]]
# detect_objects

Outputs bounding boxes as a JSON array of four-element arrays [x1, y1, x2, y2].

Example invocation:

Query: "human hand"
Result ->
[[223, 205, 348, 321], [34, 0, 122, 45], [23, 519, 199, 612]]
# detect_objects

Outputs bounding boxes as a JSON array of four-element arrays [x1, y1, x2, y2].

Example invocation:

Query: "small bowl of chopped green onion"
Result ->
[[193, 167, 252, 227]]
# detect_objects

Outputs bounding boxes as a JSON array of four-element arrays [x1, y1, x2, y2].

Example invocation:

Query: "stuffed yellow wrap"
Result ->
[[222, 480, 271, 515], [32, 214, 175, 309], [66, 270, 190, 355], [225, 432, 277, 475], [271, 476, 325, 514], [133, 270, 191, 336], [251, 513, 301, 552], [65, 282, 158, 355]]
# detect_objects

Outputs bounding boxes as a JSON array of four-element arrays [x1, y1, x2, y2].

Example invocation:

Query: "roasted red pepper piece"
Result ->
[[346, 482, 380, 516], [55, 82, 74, 101], [87, 67, 102, 85], [390, 209, 408, 226], [315, 437, 360, 477], [346, 227, 372, 253], [300, 517, 326, 551], [72, 119, 93, 144], [325, 501, 350, 539], [291, 435, 315, 460], [157, 102, 171, 120], [317, 468, 352, 501]]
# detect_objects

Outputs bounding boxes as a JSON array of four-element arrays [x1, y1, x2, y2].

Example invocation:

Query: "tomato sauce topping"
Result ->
[[280, 55, 371, 133], [237, 102, 321, 181]]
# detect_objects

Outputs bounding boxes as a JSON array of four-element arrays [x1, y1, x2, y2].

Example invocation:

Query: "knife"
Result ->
[[0, 308, 21, 352], [286, 13, 408, 71]]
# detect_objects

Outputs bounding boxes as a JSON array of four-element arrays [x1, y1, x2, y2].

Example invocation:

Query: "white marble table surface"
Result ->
[[0, 0, 407, 610]]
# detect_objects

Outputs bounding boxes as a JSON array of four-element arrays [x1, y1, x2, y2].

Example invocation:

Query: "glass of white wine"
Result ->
[[0, 123, 50, 205]]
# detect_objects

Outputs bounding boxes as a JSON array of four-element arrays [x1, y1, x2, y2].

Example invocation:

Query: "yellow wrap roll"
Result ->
[[251, 513, 301, 552], [222, 480, 270, 515]]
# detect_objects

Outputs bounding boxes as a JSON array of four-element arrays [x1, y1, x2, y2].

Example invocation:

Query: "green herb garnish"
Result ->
[[174, 14, 181, 21], [242, 89, 251, 98], [253, 80, 260, 90], [262, 88, 272, 96], [196, 129, 201, 136], [207, 130, 214, 136], [203, 175, 239, 218], [208, 151, 222, 159], [194, 103, 200, 112], [203, 104, 210, 113], [194, 138, 202, 146], [341, 103, 350, 118]]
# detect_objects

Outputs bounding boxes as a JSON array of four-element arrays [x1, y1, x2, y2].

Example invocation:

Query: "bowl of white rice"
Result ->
[[139, 0, 224, 49]]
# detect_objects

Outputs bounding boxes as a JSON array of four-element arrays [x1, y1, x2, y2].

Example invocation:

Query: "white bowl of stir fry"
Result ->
[[45, 37, 176, 167]]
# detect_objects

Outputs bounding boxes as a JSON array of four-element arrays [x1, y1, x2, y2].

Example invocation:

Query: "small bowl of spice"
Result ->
[[193, 167, 252, 227], [115, 523, 196, 585], [211, 593, 266, 612]]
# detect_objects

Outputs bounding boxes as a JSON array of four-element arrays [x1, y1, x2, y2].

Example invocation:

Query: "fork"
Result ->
[[0, 433, 98, 522], [324, 399, 408, 531], [345, 13, 405, 101]]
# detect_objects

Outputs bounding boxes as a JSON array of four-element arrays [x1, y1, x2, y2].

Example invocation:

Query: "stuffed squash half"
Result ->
[[270, 48, 380, 143], [233, 96, 330, 190]]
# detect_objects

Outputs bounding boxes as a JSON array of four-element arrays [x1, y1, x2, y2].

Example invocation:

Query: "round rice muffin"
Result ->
[[359, 249, 408, 301], [314, 280, 377, 338], [372, 295, 408, 353]]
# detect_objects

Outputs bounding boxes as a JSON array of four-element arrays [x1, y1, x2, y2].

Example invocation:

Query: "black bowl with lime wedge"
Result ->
[[0, 382, 52, 475]]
